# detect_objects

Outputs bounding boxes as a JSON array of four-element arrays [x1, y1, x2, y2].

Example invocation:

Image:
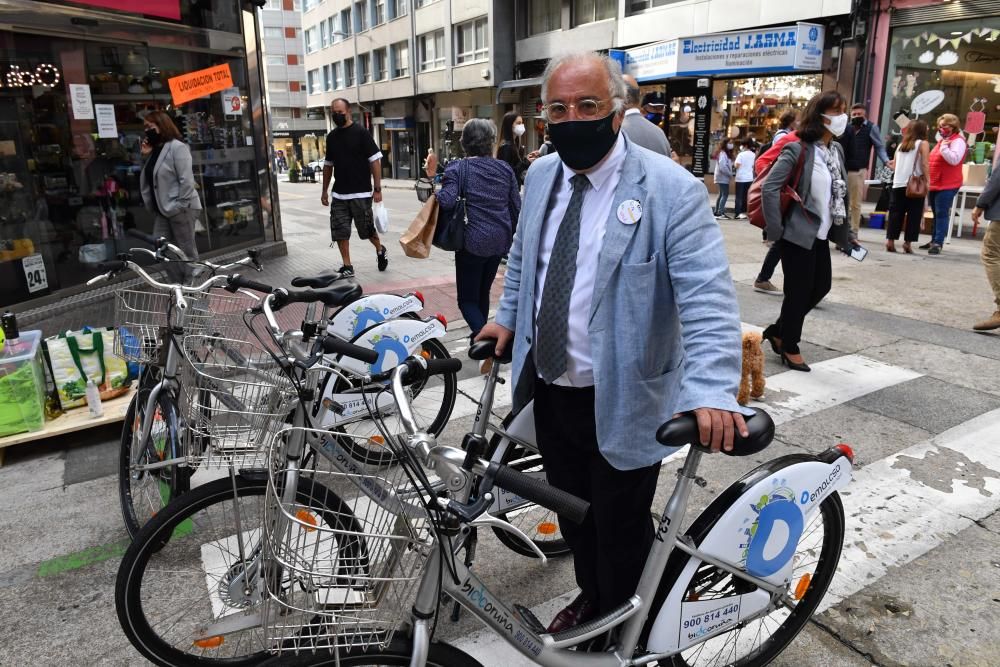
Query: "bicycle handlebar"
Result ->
[[226, 273, 275, 295], [492, 464, 589, 525], [321, 336, 380, 364]]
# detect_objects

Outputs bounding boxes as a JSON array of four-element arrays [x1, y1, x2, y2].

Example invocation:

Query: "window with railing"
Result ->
[[359, 53, 371, 83], [391, 40, 409, 78], [455, 17, 488, 64], [373, 47, 387, 80], [419, 30, 445, 71], [528, 0, 560, 35], [572, 0, 615, 26]]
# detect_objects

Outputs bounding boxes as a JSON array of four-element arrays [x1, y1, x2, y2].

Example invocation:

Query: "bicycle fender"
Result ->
[[646, 453, 852, 653], [326, 293, 423, 340], [333, 316, 448, 375]]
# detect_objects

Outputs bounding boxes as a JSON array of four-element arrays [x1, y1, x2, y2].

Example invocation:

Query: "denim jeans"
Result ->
[[715, 183, 730, 216], [455, 250, 502, 337], [928, 188, 958, 246]]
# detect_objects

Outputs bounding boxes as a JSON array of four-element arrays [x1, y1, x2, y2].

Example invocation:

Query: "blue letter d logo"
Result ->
[[745, 499, 803, 578]]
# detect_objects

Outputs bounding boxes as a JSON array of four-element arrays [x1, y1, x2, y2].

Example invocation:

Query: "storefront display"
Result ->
[[879, 19, 1000, 166]]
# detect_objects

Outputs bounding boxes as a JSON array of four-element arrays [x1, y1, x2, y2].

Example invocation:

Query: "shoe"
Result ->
[[903, 242, 913, 254], [754, 280, 782, 296], [973, 311, 1000, 331], [781, 352, 811, 372], [761, 325, 782, 355], [919, 242, 932, 249], [736, 213, 748, 219], [885, 240, 896, 252], [338, 264, 355, 276], [928, 244, 941, 255], [377, 248, 389, 271], [479, 357, 494, 375], [546, 594, 597, 634]]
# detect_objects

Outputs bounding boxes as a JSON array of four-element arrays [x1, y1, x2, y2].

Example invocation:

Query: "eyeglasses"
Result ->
[[543, 98, 612, 122]]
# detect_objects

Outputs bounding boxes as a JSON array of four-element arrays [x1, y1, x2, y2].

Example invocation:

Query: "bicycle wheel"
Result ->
[[666, 493, 845, 667], [334, 338, 457, 467], [257, 636, 482, 666], [116, 474, 367, 667], [119, 369, 191, 539], [488, 416, 570, 557]]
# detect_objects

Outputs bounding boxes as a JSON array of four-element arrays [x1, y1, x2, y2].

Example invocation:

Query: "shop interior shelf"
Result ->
[[91, 93, 173, 103]]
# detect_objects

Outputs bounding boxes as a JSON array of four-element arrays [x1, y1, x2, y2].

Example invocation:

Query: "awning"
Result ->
[[495, 77, 543, 104]]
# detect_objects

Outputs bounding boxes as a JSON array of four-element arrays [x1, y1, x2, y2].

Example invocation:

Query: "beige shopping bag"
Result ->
[[399, 194, 439, 259]]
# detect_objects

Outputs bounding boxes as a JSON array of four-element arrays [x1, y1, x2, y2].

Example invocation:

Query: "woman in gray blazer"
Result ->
[[139, 111, 201, 280], [761, 91, 855, 372]]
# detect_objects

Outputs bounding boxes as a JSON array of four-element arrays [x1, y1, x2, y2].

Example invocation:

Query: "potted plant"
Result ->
[[288, 158, 300, 183]]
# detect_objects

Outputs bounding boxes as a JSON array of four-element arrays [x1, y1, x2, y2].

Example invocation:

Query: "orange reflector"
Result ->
[[193, 636, 225, 649], [536, 522, 558, 535], [368, 435, 386, 446], [794, 573, 812, 600], [420, 349, 432, 360], [834, 443, 855, 463], [296, 510, 318, 532]]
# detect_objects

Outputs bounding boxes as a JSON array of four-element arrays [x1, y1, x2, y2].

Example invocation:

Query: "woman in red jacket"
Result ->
[[924, 113, 967, 255]]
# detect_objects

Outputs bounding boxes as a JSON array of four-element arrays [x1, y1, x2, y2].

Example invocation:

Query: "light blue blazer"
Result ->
[[495, 137, 750, 471]]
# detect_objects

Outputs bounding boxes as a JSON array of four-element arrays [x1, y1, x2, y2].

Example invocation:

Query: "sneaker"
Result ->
[[736, 213, 748, 219], [377, 247, 389, 271], [338, 264, 355, 276], [715, 213, 730, 220], [928, 244, 941, 255], [918, 241, 932, 249], [973, 311, 1000, 331], [754, 280, 782, 295]]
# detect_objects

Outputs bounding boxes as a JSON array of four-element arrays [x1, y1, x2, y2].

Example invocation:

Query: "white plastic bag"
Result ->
[[374, 202, 390, 235]]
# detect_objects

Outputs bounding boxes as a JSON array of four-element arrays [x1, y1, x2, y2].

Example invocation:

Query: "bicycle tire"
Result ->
[[256, 636, 483, 666], [664, 493, 845, 667], [487, 413, 570, 558], [119, 370, 191, 539], [116, 474, 367, 667], [334, 337, 457, 467]]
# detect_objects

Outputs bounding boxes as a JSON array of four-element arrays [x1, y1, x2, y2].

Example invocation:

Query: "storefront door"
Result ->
[[392, 130, 414, 180]]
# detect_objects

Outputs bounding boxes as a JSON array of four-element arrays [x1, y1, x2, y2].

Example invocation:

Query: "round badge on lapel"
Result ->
[[617, 200, 642, 225]]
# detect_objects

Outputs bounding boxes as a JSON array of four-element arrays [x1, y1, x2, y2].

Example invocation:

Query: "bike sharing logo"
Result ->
[[460, 578, 541, 656], [365, 332, 408, 373], [350, 306, 386, 337], [737, 479, 802, 578]]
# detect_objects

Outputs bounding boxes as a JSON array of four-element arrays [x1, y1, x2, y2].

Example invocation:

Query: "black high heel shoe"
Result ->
[[761, 325, 782, 356], [781, 352, 811, 372]]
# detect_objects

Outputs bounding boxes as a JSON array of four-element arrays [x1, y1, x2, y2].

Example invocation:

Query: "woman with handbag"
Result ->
[[886, 120, 930, 253], [760, 90, 857, 372], [437, 119, 521, 356], [923, 113, 968, 255]]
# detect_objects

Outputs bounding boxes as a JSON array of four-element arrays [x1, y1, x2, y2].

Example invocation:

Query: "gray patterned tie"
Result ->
[[535, 173, 590, 383]]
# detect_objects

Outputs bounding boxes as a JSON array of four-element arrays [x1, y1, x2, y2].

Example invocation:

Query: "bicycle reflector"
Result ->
[[434, 313, 448, 327], [537, 522, 558, 536], [193, 636, 224, 649], [295, 510, 319, 533], [834, 443, 855, 463], [794, 573, 812, 600], [414, 290, 425, 305]]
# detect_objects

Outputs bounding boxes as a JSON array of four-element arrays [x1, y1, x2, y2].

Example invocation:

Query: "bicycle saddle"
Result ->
[[291, 272, 347, 289], [297, 279, 363, 307], [468, 338, 513, 365], [656, 407, 774, 456]]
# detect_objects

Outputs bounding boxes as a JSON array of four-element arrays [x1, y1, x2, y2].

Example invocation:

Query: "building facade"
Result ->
[[302, 0, 514, 179], [0, 0, 280, 311], [260, 0, 327, 167]]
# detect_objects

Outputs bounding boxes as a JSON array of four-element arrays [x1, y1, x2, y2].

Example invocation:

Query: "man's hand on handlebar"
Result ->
[[475, 323, 513, 356], [680, 408, 750, 454]]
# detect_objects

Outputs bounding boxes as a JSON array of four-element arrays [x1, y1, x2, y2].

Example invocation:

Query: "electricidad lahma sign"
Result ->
[[168, 63, 234, 106]]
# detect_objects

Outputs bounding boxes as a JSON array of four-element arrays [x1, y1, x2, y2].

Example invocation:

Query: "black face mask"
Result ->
[[548, 112, 619, 172], [144, 127, 160, 144], [851, 116, 865, 128], [332, 112, 348, 127]]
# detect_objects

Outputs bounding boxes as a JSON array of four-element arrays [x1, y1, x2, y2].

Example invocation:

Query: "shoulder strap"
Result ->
[[788, 142, 808, 189]]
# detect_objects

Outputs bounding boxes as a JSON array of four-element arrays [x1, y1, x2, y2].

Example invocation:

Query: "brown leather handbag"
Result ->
[[905, 145, 928, 199]]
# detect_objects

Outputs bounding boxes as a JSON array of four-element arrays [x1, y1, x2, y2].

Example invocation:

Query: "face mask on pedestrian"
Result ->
[[823, 112, 849, 137], [548, 112, 619, 171], [726, 142, 734, 150], [851, 116, 865, 128], [939, 126, 953, 139], [645, 112, 663, 124], [513, 122, 526, 138], [332, 112, 348, 127], [144, 126, 160, 144]]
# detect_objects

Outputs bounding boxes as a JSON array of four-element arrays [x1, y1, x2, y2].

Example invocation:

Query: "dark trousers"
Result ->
[[734, 181, 751, 216], [887, 187, 924, 242], [455, 250, 502, 337], [756, 242, 782, 282], [772, 238, 832, 355], [533, 380, 660, 614]]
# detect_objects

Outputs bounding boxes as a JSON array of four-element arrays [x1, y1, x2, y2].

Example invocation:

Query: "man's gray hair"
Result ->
[[460, 118, 496, 158], [541, 51, 627, 114]]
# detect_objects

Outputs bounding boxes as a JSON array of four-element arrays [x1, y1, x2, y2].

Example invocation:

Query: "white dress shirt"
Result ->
[[534, 133, 627, 386], [810, 143, 833, 241]]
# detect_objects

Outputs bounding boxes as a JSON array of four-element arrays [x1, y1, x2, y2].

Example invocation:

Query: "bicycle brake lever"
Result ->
[[469, 513, 548, 565]]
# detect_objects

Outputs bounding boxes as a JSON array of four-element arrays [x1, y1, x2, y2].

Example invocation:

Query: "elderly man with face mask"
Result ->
[[477, 52, 750, 634]]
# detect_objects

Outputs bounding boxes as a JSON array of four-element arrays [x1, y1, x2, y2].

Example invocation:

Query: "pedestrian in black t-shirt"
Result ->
[[320, 98, 388, 275]]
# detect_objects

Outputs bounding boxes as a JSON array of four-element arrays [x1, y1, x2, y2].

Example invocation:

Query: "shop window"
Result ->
[[573, 0, 615, 26], [455, 17, 488, 65], [880, 18, 1000, 167], [0, 31, 264, 308], [40, 0, 244, 33], [391, 41, 409, 78], [627, 0, 683, 14], [287, 54, 299, 66], [373, 48, 387, 81], [419, 30, 445, 71], [527, 0, 560, 36], [345, 57, 355, 87], [285, 27, 297, 38]]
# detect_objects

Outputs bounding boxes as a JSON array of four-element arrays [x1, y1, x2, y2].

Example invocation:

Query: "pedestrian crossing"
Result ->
[[446, 348, 1000, 666]]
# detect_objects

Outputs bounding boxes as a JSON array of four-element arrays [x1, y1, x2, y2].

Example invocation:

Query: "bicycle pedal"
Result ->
[[496, 376, 505, 385], [513, 604, 547, 635], [694, 476, 708, 488]]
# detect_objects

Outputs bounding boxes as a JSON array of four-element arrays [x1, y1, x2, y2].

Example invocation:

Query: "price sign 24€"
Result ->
[[22, 254, 48, 294]]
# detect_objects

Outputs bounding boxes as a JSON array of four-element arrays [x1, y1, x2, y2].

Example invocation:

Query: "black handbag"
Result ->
[[432, 158, 467, 252]]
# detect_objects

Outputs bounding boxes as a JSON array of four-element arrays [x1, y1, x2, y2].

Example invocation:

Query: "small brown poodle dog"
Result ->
[[737, 331, 766, 405]]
